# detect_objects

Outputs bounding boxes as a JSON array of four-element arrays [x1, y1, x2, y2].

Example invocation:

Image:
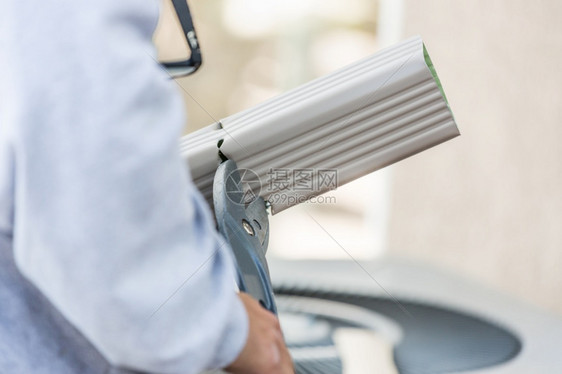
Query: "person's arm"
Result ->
[[227, 294, 294, 374], [1, 1, 249, 372]]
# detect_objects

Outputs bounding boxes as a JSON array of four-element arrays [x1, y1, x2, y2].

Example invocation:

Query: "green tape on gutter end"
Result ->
[[423, 44, 449, 107]]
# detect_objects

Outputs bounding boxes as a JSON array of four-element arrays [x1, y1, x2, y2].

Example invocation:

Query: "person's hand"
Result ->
[[225, 293, 294, 374]]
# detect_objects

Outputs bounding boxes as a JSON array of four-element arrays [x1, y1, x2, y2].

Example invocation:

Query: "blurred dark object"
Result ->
[[161, 0, 202, 78]]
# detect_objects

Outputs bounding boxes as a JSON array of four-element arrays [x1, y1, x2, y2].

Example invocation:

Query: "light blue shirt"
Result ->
[[0, 0, 248, 373]]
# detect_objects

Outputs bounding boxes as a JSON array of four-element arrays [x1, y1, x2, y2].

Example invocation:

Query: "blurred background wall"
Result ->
[[155, 0, 562, 316], [388, 0, 562, 316]]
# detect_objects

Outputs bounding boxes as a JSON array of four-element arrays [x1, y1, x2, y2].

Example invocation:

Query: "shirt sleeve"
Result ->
[[0, 1, 248, 373]]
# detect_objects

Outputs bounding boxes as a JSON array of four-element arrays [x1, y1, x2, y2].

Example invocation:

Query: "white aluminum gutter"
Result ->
[[180, 36, 459, 214]]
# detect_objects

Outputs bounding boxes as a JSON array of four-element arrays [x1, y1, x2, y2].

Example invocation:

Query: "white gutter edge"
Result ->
[[180, 36, 459, 214]]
